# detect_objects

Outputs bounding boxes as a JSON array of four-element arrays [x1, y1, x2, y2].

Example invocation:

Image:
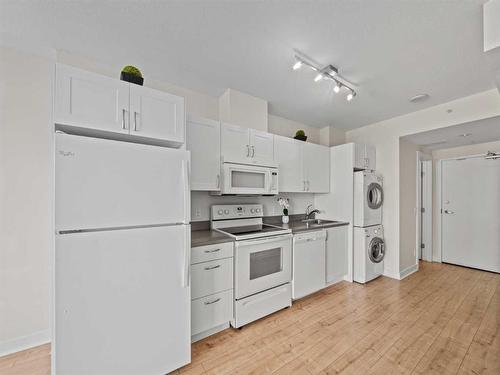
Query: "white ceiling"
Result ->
[[1, 1, 499, 130], [401, 115, 500, 150]]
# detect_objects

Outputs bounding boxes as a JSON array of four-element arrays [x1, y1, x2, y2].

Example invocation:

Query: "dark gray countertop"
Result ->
[[190, 217, 349, 247], [191, 229, 234, 248]]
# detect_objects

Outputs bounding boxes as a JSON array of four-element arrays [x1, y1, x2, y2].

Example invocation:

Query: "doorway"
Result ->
[[440, 154, 500, 273], [417, 153, 433, 262]]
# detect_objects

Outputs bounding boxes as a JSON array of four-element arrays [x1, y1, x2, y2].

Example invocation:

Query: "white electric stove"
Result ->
[[211, 204, 292, 328]]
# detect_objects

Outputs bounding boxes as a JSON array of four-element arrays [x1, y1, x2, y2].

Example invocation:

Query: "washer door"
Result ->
[[368, 237, 385, 263], [367, 182, 383, 209]]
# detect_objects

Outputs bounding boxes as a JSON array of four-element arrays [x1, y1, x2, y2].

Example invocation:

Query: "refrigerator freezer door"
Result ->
[[55, 225, 191, 374], [55, 133, 190, 232]]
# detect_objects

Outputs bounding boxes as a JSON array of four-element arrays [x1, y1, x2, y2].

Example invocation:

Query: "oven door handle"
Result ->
[[236, 234, 292, 246]]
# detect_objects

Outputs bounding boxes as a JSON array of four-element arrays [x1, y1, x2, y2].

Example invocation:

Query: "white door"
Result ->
[[292, 231, 326, 299], [420, 160, 433, 261], [442, 157, 500, 273], [129, 85, 185, 145], [365, 144, 376, 170], [54, 64, 129, 133], [326, 226, 348, 284], [250, 129, 274, 166], [220, 123, 250, 164], [55, 225, 191, 374], [303, 142, 330, 193], [274, 135, 303, 192], [187, 117, 221, 191], [55, 133, 189, 231]]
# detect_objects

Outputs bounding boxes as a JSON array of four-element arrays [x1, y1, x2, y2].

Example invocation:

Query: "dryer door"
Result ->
[[367, 182, 383, 209], [368, 237, 385, 263]]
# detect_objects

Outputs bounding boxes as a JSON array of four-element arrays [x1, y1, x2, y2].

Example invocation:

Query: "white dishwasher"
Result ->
[[292, 230, 326, 300]]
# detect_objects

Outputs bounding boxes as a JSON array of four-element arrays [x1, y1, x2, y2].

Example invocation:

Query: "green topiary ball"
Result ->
[[121, 65, 143, 78], [295, 129, 306, 137]]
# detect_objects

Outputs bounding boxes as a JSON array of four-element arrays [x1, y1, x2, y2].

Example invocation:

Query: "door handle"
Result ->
[[204, 264, 221, 270], [204, 298, 221, 305], [443, 209, 455, 214], [133, 111, 138, 131], [122, 109, 127, 130]]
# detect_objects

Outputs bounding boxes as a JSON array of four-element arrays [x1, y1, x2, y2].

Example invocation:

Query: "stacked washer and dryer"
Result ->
[[353, 171, 386, 283]]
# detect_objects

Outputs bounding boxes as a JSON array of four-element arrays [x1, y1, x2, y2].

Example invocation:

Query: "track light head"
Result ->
[[347, 91, 356, 101], [293, 61, 302, 70], [333, 83, 341, 93], [314, 74, 323, 82]]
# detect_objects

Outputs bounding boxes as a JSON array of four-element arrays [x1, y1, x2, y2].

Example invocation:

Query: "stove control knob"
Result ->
[[217, 209, 223, 215], [224, 209, 229, 215], [256, 208, 261, 213], [250, 208, 255, 213]]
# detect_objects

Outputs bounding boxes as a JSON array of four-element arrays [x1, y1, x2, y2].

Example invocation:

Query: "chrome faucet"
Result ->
[[305, 204, 320, 220]]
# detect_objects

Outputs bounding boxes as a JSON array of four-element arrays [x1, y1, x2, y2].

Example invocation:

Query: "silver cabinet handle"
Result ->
[[246, 145, 250, 157], [122, 109, 127, 130], [251, 145, 255, 158], [443, 210, 455, 214], [216, 175, 220, 189], [303, 180, 306, 191], [204, 298, 221, 305], [204, 264, 221, 270], [133, 111, 138, 131], [204, 248, 220, 253], [307, 180, 310, 191]]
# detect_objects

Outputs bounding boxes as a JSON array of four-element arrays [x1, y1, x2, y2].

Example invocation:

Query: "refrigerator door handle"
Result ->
[[184, 225, 191, 288], [183, 158, 191, 224]]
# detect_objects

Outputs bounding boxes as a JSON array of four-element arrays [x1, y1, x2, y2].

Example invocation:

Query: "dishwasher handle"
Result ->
[[293, 230, 327, 244]]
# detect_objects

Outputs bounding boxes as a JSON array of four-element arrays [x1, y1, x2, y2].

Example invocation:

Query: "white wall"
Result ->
[[431, 140, 500, 262], [398, 139, 420, 274], [191, 192, 314, 222], [268, 114, 321, 144], [346, 89, 500, 279], [0, 47, 54, 355], [219, 89, 268, 131]]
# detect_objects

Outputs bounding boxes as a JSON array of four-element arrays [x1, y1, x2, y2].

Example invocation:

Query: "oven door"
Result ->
[[222, 163, 273, 195], [234, 234, 292, 299]]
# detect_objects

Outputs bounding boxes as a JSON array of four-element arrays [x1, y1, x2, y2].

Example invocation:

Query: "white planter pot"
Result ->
[[282, 215, 289, 224]]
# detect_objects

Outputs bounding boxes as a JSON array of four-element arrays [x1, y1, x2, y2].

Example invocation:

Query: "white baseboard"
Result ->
[[0, 330, 50, 357], [399, 263, 418, 280]]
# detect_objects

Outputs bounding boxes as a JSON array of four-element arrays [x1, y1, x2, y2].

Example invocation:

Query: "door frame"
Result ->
[[416, 151, 432, 266], [437, 150, 500, 264]]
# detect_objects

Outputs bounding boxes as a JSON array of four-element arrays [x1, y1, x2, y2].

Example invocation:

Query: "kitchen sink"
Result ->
[[301, 219, 340, 226]]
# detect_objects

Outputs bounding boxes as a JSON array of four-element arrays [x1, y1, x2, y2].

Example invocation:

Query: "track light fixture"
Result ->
[[292, 54, 357, 101]]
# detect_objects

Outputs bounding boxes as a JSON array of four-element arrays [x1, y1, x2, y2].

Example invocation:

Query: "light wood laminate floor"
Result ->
[[1, 262, 498, 375]]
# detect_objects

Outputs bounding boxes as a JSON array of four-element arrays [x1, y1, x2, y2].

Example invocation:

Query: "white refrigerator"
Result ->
[[54, 133, 191, 374]]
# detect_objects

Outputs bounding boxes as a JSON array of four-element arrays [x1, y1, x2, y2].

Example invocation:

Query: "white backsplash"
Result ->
[[190, 192, 315, 221]]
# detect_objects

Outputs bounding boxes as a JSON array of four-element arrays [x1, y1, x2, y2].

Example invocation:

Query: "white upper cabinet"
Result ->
[[55, 64, 130, 134], [303, 142, 330, 193], [220, 123, 251, 164], [249, 129, 274, 166], [353, 143, 376, 170], [274, 136, 303, 192], [274, 135, 330, 193], [55, 64, 185, 147], [220, 123, 275, 165], [129, 85, 185, 144], [187, 116, 221, 191]]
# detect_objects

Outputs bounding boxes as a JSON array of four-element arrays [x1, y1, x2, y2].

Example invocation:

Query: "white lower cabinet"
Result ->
[[190, 242, 234, 342], [325, 226, 348, 284], [191, 257, 233, 300], [191, 290, 233, 337]]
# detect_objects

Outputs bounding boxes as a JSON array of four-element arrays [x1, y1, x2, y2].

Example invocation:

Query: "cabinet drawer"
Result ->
[[191, 242, 233, 264], [191, 258, 233, 299], [192, 290, 233, 336]]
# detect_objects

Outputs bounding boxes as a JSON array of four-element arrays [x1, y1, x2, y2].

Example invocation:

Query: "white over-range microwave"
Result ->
[[214, 163, 279, 195]]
